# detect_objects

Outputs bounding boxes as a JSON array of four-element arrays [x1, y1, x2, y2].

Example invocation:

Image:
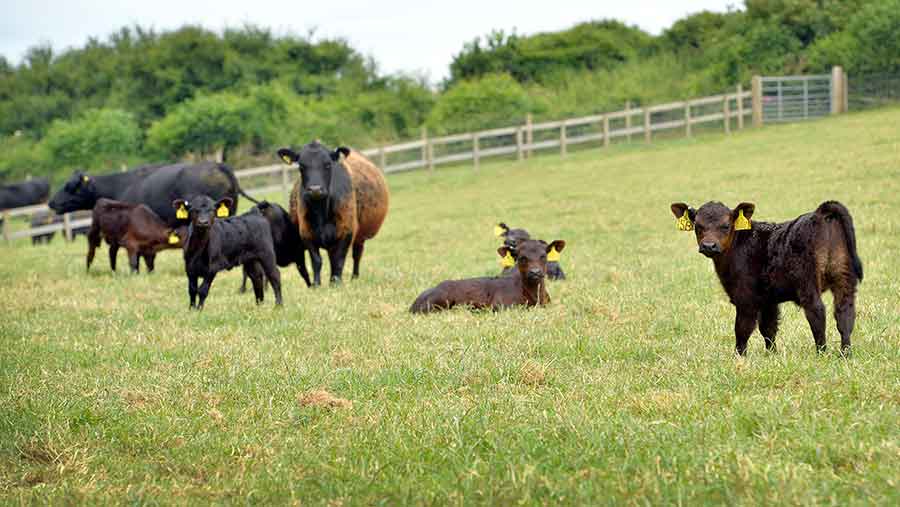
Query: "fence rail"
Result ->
[[3, 68, 854, 243]]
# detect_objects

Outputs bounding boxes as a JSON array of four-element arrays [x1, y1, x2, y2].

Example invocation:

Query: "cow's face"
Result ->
[[278, 143, 350, 202], [173, 195, 232, 231], [499, 239, 565, 284], [671, 201, 755, 258], [497, 223, 532, 252], [48, 171, 98, 213]]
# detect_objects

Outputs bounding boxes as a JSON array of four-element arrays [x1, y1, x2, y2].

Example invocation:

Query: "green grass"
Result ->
[[2, 108, 899, 505]]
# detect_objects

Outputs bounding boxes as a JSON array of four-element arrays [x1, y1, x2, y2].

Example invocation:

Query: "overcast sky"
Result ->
[[1, 0, 738, 83]]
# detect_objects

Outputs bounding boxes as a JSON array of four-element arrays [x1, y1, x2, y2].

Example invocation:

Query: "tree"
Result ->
[[41, 108, 141, 170], [427, 74, 536, 134], [146, 93, 254, 161]]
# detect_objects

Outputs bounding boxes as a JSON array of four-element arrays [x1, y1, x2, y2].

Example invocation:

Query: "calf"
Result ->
[[86, 199, 183, 273], [410, 239, 566, 313], [239, 201, 311, 293], [174, 195, 282, 309], [495, 222, 566, 280], [671, 200, 863, 355]]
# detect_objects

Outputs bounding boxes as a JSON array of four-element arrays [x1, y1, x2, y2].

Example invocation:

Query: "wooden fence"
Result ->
[[1, 79, 809, 243]]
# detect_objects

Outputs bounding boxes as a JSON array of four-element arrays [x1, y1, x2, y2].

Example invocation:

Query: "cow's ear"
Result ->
[[215, 197, 234, 218], [547, 240, 566, 255], [671, 202, 696, 231], [277, 148, 299, 165], [671, 202, 691, 219], [172, 199, 187, 211], [331, 146, 351, 161], [497, 246, 516, 268], [494, 222, 509, 237], [733, 202, 755, 220]]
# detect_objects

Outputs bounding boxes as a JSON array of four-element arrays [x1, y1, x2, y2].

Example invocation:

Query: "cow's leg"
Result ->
[[128, 250, 140, 274], [308, 247, 323, 287], [197, 274, 216, 310], [188, 275, 199, 309], [759, 304, 780, 352], [734, 306, 758, 356], [108, 244, 119, 272], [239, 268, 249, 294], [244, 262, 265, 304], [327, 234, 353, 285], [143, 253, 156, 273], [833, 285, 857, 356], [260, 257, 282, 306], [351, 241, 365, 280], [296, 250, 312, 287], [86, 225, 101, 272], [801, 294, 828, 353]]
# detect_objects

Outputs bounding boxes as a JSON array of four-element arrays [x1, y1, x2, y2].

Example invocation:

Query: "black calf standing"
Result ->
[[174, 195, 282, 310]]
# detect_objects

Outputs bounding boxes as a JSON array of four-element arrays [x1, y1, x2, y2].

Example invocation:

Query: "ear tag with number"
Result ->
[[501, 251, 515, 268], [734, 209, 751, 231], [547, 246, 561, 262], [216, 203, 229, 218], [676, 213, 694, 231], [168, 232, 180, 245], [494, 224, 505, 237], [176, 204, 188, 219]]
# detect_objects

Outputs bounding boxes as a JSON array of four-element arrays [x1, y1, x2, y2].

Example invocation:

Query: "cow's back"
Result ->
[[345, 151, 389, 242], [120, 163, 236, 227]]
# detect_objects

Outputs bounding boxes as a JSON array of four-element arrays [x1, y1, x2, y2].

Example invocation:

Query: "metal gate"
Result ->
[[761, 74, 832, 122]]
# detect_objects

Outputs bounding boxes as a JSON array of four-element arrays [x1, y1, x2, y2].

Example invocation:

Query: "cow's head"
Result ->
[[498, 239, 565, 285], [277, 142, 351, 202], [48, 171, 98, 213], [173, 195, 232, 231], [495, 222, 532, 252], [671, 201, 755, 258]]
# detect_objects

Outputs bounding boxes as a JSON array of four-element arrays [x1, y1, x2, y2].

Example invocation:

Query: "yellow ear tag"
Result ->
[[735, 209, 751, 231], [168, 232, 180, 245], [676, 213, 694, 231], [501, 251, 515, 268], [494, 224, 505, 237], [176, 205, 188, 219], [82, 175, 89, 183], [281, 155, 292, 164], [547, 246, 561, 262], [216, 203, 229, 218]]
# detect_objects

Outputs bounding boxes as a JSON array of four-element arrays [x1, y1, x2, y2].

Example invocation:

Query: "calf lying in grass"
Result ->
[[671, 200, 862, 355], [410, 239, 565, 313], [174, 195, 282, 310], [87, 198, 182, 273], [495, 222, 566, 280]]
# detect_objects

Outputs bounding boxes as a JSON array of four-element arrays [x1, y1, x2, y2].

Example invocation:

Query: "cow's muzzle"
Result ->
[[699, 241, 721, 257]]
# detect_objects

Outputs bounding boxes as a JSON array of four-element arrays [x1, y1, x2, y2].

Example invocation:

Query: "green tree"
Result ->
[[41, 108, 141, 170], [427, 74, 537, 134]]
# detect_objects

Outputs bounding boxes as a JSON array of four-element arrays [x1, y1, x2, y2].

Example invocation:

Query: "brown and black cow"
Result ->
[[277, 142, 389, 285], [671, 200, 863, 355]]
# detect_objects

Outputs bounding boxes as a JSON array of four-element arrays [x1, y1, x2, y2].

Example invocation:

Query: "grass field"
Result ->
[[1, 108, 899, 505]]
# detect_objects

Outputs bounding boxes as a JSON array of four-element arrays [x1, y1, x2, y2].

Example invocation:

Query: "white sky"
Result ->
[[1, 0, 738, 83]]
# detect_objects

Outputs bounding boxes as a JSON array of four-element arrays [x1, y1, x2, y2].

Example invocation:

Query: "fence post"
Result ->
[[63, 212, 72, 242], [736, 84, 744, 130], [420, 127, 428, 164], [602, 114, 610, 148], [643, 108, 651, 143], [1, 211, 9, 242], [752, 75, 763, 127], [560, 120, 568, 157], [516, 126, 524, 161], [685, 101, 692, 138], [473, 134, 480, 171], [842, 69, 849, 112], [525, 114, 533, 159], [625, 101, 632, 143], [723, 95, 731, 134], [831, 66, 845, 115], [426, 135, 434, 173]]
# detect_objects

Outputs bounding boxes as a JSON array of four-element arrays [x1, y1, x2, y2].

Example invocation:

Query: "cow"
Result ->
[[239, 201, 312, 293], [0, 178, 50, 210], [173, 195, 282, 310], [495, 222, 566, 280], [670, 200, 863, 355], [410, 239, 566, 313], [30, 210, 91, 245], [277, 142, 389, 285], [86, 199, 184, 273], [48, 162, 257, 228]]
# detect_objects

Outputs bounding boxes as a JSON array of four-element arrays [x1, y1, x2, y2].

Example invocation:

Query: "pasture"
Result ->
[[1, 108, 899, 505]]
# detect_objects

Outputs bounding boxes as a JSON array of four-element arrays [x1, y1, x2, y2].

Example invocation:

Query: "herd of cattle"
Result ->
[[1, 141, 863, 355]]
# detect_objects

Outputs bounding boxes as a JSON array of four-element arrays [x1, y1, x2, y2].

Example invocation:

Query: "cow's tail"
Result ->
[[216, 164, 260, 206], [817, 201, 863, 281]]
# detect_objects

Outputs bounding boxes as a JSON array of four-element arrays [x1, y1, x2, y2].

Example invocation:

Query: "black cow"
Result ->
[[0, 178, 50, 210], [495, 222, 566, 280], [239, 201, 312, 293], [174, 195, 282, 310], [48, 162, 257, 228]]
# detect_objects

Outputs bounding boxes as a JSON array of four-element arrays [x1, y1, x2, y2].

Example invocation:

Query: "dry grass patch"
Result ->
[[298, 390, 353, 409]]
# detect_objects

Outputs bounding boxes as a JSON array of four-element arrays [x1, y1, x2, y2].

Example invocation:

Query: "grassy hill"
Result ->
[[1, 108, 898, 504]]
